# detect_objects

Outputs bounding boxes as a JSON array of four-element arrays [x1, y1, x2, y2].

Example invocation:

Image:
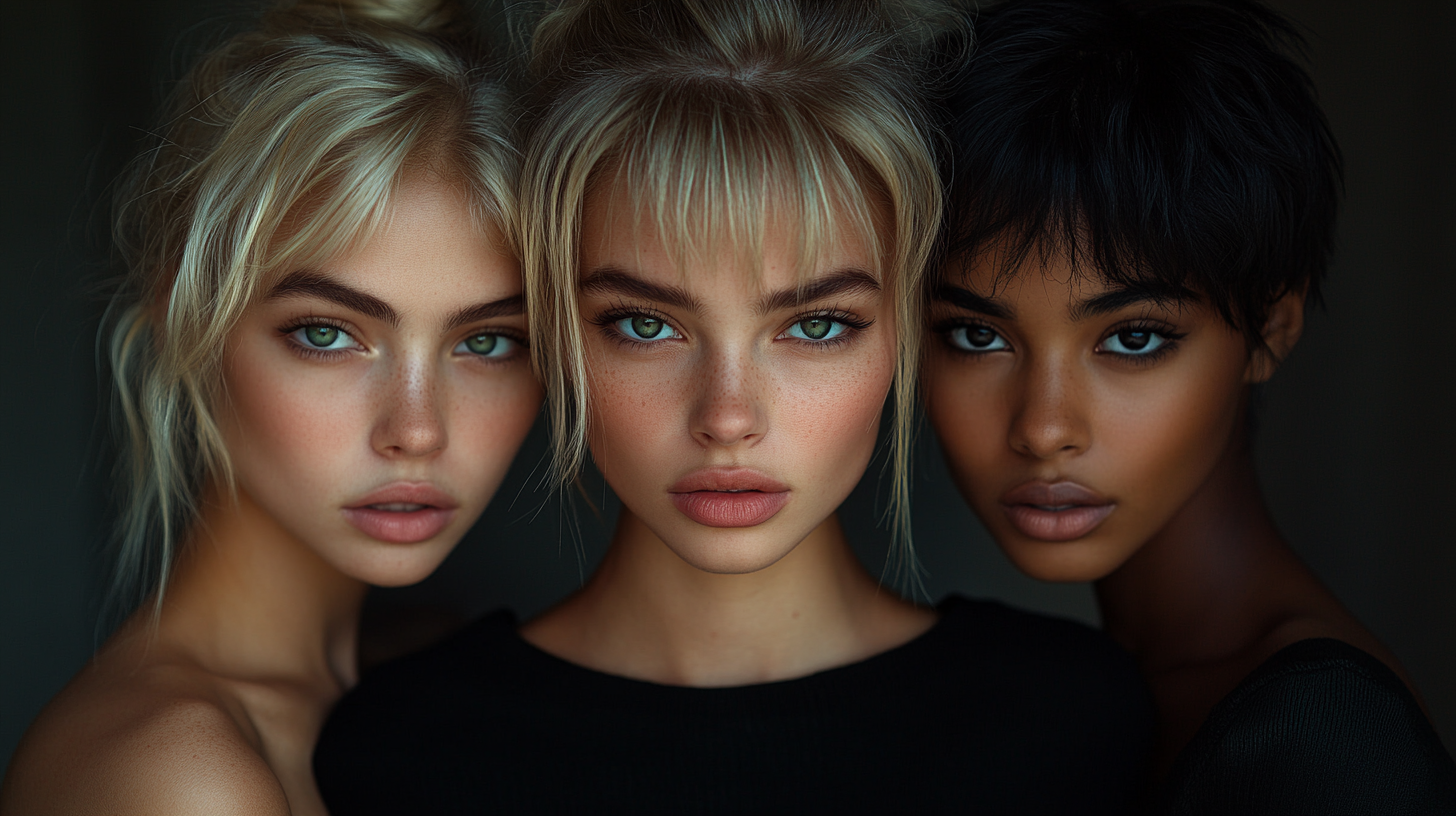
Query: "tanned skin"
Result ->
[[523, 179, 933, 688], [926, 245, 1414, 769], [0, 175, 541, 814]]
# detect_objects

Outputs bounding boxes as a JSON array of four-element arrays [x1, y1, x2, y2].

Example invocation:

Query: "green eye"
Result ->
[[799, 318, 831, 340], [465, 334, 498, 355], [611, 315, 678, 343], [305, 326, 339, 347], [631, 317, 664, 339], [785, 316, 847, 342], [455, 333, 514, 358]]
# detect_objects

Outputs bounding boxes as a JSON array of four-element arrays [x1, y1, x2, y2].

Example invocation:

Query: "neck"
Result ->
[[524, 508, 932, 687], [1096, 432, 1326, 671], [1091, 421, 1386, 761], [142, 484, 368, 698]]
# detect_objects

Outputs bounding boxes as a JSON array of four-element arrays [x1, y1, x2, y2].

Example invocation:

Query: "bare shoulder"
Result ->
[[1, 654, 290, 816]]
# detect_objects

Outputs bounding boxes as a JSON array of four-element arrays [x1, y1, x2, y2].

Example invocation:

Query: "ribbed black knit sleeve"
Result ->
[[1157, 638, 1456, 815]]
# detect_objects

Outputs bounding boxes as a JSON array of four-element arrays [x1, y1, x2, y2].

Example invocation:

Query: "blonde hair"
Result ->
[[106, 0, 518, 619], [520, 0, 948, 584]]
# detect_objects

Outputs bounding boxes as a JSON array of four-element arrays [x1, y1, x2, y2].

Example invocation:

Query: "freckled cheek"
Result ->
[[772, 338, 897, 480], [584, 352, 689, 491], [219, 347, 378, 497], [447, 370, 543, 489]]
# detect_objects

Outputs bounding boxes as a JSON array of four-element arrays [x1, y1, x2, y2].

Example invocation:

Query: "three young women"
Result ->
[[313, 1, 1154, 812], [0, 1, 538, 812]]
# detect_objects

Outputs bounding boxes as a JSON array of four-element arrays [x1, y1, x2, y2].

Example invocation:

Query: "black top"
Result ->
[[315, 596, 1155, 815], [1157, 638, 1456, 815]]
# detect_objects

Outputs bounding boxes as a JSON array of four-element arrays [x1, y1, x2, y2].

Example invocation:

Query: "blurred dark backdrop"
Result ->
[[2, 0, 1453, 778]]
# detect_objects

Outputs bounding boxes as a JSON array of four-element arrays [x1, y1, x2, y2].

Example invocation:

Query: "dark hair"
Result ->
[[940, 0, 1342, 345]]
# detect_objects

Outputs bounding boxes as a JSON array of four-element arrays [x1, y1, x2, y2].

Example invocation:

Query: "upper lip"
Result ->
[[668, 467, 788, 494], [347, 482, 459, 510], [1000, 480, 1109, 508]]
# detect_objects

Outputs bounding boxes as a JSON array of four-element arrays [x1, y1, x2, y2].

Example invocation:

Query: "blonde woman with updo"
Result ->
[[316, 2, 1154, 813], [0, 1, 539, 812]]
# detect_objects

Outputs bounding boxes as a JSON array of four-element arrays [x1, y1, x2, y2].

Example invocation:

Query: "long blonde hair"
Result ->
[[520, 0, 949, 584], [106, 0, 518, 620]]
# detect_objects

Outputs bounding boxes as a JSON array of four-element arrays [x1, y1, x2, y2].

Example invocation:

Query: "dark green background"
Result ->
[[3, 0, 1453, 778]]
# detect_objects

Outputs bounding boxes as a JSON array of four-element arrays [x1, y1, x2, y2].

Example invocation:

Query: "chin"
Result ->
[[331, 543, 456, 587], [661, 532, 799, 575], [998, 537, 1129, 583]]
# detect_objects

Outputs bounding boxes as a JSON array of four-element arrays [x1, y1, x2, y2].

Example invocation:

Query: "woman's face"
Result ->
[[577, 182, 897, 574], [215, 172, 541, 586], [925, 244, 1257, 582]]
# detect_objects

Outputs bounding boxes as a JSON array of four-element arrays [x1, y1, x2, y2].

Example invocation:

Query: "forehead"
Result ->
[[578, 174, 883, 292], [268, 174, 519, 304]]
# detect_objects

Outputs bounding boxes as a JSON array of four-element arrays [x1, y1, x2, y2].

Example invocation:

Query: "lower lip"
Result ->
[[670, 491, 789, 528], [1002, 503, 1114, 542], [342, 507, 456, 543]]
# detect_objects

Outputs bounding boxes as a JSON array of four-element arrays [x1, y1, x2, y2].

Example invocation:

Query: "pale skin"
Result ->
[[925, 244, 1415, 769], [522, 180, 933, 687], [0, 172, 542, 815]]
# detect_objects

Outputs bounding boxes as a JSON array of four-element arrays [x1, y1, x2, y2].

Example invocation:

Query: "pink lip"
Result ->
[[999, 480, 1114, 542], [669, 468, 790, 528], [342, 482, 459, 544]]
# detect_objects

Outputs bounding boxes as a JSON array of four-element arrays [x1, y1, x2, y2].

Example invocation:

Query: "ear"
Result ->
[[1245, 287, 1306, 384]]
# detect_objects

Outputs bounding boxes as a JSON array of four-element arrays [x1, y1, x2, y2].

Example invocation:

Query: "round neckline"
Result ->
[[504, 600, 959, 695]]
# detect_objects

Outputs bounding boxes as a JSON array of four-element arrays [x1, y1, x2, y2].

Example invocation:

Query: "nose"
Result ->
[[1008, 356, 1089, 459], [689, 347, 767, 448], [372, 356, 447, 459]]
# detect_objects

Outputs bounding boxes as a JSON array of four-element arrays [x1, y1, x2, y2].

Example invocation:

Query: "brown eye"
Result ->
[[948, 325, 1008, 352], [1099, 329, 1167, 356]]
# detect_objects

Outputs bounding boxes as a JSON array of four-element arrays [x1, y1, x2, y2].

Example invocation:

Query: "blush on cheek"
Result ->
[[774, 341, 897, 488], [218, 344, 376, 512]]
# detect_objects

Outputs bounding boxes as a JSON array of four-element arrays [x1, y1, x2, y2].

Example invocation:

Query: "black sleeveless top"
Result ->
[[314, 596, 1155, 814], [1157, 638, 1456, 814]]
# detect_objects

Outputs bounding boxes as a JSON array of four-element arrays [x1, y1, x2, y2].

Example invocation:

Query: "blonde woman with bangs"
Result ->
[[0, 1, 540, 813], [314, 1, 1152, 812]]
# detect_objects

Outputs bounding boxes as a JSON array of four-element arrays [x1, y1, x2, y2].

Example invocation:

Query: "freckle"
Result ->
[[792, 610, 800, 619]]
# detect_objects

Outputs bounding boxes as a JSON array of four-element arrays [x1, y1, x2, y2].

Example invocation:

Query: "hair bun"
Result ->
[[269, 0, 470, 36]]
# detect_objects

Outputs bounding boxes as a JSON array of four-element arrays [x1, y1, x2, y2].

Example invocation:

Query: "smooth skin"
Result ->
[[522, 180, 933, 687], [1, 172, 542, 815], [925, 243, 1413, 767]]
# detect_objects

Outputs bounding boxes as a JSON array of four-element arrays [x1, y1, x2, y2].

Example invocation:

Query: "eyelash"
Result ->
[[1098, 320, 1186, 366], [933, 317, 1003, 354], [591, 304, 874, 349], [788, 308, 873, 350], [280, 317, 530, 365], [592, 304, 677, 349], [932, 318, 1187, 364], [278, 317, 358, 361]]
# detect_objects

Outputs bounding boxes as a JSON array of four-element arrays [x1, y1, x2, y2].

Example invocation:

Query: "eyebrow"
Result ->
[[268, 270, 524, 330], [580, 267, 881, 315], [580, 269, 704, 314], [756, 269, 881, 314], [1068, 286, 1198, 321], [268, 271, 399, 327], [445, 296, 524, 331], [933, 283, 1197, 322], [931, 284, 1014, 320]]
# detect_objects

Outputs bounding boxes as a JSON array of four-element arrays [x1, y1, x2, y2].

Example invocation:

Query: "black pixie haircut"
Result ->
[[940, 0, 1343, 345]]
